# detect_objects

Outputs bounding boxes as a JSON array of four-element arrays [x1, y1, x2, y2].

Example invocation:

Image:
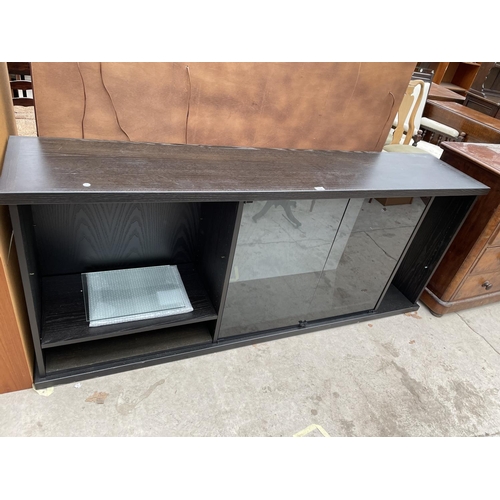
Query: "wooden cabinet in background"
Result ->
[[465, 62, 500, 119], [421, 142, 500, 315], [419, 62, 481, 95]]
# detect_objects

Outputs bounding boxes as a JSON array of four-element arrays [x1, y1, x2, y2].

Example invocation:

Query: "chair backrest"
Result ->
[[391, 79, 425, 145]]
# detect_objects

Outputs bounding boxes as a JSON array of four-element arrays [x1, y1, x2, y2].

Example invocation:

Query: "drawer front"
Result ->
[[471, 247, 500, 275], [465, 97, 498, 117], [456, 272, 500, 301], [490, 226, 500, 247]]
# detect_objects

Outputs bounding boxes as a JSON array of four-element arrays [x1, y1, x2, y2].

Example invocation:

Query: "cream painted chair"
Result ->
[[383, 79, 464, 159]]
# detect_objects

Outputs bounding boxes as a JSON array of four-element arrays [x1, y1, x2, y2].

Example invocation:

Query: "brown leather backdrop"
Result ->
[[32, 62, 415, 151]]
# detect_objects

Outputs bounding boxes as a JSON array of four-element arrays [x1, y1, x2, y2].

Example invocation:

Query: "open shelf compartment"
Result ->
[[41, 263, 217, 348], [43, 322, 214, 376]]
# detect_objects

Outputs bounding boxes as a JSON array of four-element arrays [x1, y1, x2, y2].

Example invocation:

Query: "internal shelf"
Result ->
[[43, 323, 213, 375], [41, 285, 413, 381], [40, 263, 217, 348], [440, 82, 468, 94]]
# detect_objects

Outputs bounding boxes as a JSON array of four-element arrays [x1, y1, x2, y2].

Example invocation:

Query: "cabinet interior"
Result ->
[[20, 201, 239, 376]]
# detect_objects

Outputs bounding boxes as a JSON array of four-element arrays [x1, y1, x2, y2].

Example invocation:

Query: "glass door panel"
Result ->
[[218, 198, 350, 338], [306, 197, 427, 321], [218, 197, 427, 339]]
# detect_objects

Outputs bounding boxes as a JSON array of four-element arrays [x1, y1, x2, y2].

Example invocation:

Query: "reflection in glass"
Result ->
[[218, 197, 426, 338], [307, 197, 426, 321]]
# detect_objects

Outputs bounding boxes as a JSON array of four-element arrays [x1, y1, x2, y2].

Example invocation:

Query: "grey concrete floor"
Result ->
[[1, 300, 500, 437]]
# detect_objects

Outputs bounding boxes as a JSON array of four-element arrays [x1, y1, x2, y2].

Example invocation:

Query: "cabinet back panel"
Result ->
[[32, 203, 201, 276]]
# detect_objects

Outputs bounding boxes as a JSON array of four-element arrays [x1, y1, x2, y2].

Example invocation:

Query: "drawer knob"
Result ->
[[482, 281, 493, 290]]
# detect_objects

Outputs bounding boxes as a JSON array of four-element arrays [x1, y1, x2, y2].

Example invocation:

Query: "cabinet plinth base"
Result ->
[[33, 285, 417, 389], [420, 287, 500, 316]]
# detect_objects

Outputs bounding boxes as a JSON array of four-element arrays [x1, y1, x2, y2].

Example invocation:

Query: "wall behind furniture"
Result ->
[[32, 62, 415, 151], [0, 62, 34, 393]]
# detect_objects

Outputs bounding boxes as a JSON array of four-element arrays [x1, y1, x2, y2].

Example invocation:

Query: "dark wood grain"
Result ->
[[38, 284, 414, 385], [198, 202, 241, 313], [0, 137, 488, 205], [9, 80, 33, 91], [7, 63, 31, 75], [393, 195, 476, 303], [40, 263, 217, 348], [32, 203, 200, 276], [11, 98, 34, 107], [9, 205, 45, 376], [44, 322, 213, 374], [423, 100, 500, 143]]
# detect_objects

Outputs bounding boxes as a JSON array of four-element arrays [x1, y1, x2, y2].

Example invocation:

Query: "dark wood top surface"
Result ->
[[429, 83, 466, 102], [441, 142, 500, 175], [0, 136, 488, 204]]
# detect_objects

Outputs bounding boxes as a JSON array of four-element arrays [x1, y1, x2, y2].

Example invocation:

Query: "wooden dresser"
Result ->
[[464, 92, 500, 119], [421, 142, 500, 315]]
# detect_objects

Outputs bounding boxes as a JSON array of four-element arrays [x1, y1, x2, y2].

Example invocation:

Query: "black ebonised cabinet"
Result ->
[[0, 137, 489, 388]]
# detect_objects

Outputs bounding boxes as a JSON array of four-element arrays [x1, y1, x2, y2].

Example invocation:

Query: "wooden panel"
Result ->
[[428, 83, 465, 102], [0, 137, 489, 206], [431, 63, 449, 85], [470, 63, 497, 94], [44, 323, 213, 374], [0, 228, 34, 392], [11, 98, 34, 107], [393, 195, 476, 303], [10, 80, 32, 91], [0, 64, 17, 163], [426, 145, 500, 301], [451, 63, 481, 91], [7, 63, 31, 75], [421, 286, 500, 316], [455, 271, 500, 300], [31, 62, 416, 152], [31, 203, 200, 276], [9, 206, 45, 376], [423, 100, 500, 143], [0, 63, 33, 393], [40, 264, 216, 348], [198, 202, 240, 312], [464, 93, 500, 119], [470, 247, 500, 275], [490, 225, 500, 247]]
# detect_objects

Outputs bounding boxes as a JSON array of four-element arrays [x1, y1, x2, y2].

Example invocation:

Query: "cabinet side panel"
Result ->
[[0, 206, 34, 392], [198, 202, 240, 313], [9, 205, 45, 376], [393, 196, 476, 303]]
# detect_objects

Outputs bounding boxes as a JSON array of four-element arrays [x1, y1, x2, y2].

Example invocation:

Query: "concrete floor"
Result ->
[[1, 300, 500, 437]]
